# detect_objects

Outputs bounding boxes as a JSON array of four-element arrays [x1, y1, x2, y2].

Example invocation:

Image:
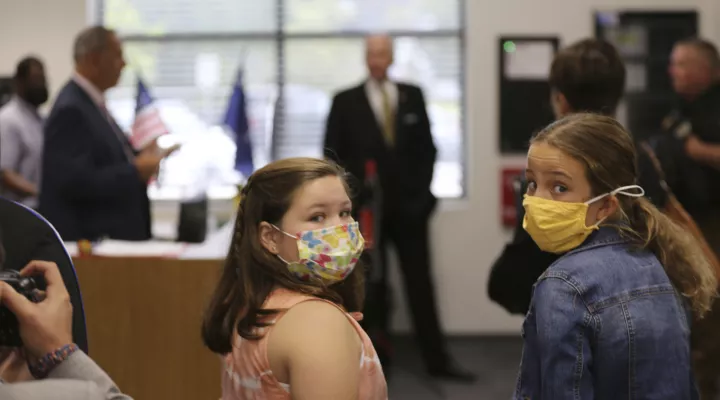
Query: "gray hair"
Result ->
[[73, 26, 116, 62]]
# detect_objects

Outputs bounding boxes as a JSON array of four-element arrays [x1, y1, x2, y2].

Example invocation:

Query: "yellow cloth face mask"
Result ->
[[522, 185, 645, 254]]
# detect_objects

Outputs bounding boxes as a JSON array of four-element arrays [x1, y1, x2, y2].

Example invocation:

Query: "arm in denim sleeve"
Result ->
[[534, 277, 595, 399]]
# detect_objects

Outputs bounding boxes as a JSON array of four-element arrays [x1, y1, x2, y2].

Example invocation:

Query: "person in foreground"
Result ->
[[514, 114, 717, 399], [0, 261, 131, 400], [488, 38, 667, 315], [202, 157, 387, 399]]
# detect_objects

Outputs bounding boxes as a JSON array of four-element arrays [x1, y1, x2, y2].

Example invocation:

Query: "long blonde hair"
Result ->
[[533, 113, 717, 317]]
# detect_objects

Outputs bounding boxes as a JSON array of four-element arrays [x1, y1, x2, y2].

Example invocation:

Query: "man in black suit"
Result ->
[[324, 34, 473, 381], [39, 26, 174, 241]]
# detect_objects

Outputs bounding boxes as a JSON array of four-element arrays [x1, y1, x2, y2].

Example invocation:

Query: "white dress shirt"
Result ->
[[364, 79, 398, 128], [72, 72, 106, 109], [0, 96, 44, 208]]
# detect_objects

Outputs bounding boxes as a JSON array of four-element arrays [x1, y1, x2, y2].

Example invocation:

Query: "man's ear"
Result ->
[[554, 92, 573, 118], [258, 222, 280, 255]]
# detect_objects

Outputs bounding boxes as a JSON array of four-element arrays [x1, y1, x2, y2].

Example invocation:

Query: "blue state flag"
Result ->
[[136, 78, 154, 112], [223, 69, 254, 178]]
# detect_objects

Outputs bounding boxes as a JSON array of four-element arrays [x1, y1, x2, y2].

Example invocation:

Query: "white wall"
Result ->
[[2, 0, 719, 335], [0, 0, 87, 108]]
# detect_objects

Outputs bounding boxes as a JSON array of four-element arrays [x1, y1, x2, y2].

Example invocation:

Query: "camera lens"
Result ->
[[18, 277, 32, 291]]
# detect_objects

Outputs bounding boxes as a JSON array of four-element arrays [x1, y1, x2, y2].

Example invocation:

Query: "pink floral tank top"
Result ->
[[221, 289, 388, 399]]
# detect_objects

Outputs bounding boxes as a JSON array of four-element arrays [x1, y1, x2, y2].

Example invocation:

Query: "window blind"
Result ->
[[99, 0, 464, 197], [103, 0, 276, 35]]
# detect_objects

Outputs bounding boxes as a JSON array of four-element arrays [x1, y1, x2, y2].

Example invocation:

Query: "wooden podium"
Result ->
[[73, 256, 223, 400]]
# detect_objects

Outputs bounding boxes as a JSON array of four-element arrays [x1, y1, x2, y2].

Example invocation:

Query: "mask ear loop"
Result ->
[[271, 224, 299, 240], [584, 185, 646, 228], [611, 185, 646, 198], [584, 185, 645, 205], [269, 224, 298, 265]]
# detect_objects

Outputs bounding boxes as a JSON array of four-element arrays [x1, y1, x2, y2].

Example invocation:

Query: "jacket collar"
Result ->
[[564, 225, 629, 257], [678, 82, 720, 111]]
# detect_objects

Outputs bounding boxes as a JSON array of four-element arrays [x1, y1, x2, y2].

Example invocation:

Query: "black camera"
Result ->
[[0, 270, 38, 347]]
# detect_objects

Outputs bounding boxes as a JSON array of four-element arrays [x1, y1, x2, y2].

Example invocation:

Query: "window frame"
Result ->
[[93, 0, 467, 199]]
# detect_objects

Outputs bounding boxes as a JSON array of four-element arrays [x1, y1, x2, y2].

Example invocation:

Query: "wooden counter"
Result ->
[[74, 257, 224, 400]]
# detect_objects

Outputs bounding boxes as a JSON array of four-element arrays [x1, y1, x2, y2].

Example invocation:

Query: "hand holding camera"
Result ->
[[0, 261, 73, 359], [0, 269, 40, 347]]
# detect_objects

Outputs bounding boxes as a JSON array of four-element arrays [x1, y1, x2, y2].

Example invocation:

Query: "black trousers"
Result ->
[[379, 211, 450, 369]]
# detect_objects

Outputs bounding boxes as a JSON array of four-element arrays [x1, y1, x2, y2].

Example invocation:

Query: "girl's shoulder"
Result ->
[[263, 288, 316, 310], [267, 294, 362, 371], [263, 288, 345, 312], [266, 288, 359, 343]]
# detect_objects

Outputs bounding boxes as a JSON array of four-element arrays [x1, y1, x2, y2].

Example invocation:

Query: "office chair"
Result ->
[[0, 197, 88, 354]]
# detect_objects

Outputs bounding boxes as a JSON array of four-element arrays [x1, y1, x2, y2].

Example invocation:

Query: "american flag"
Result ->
[[130, 78, 169, 150]]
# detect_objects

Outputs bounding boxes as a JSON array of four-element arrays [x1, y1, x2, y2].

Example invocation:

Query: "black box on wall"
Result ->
[[498, 37, 560, 154]]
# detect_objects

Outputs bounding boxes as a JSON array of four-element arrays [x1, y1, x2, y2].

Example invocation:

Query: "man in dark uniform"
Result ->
[[662, 38, 720, 240], [488, 39, 667, 315], [662, 38, 720, 400], [323, 34, 474, 381]]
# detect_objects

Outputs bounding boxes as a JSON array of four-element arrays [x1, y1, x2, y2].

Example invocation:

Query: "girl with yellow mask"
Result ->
[[514, 113, 716, 399]]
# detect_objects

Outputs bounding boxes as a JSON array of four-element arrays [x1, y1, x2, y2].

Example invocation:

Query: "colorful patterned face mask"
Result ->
[[273, 222, 365, 284]]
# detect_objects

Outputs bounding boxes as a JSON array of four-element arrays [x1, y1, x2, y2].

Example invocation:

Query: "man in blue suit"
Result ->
[[39, 26, 173, 241]]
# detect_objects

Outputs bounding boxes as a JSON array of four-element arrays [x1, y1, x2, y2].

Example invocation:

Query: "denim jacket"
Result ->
[[514, 227, 699, 400]]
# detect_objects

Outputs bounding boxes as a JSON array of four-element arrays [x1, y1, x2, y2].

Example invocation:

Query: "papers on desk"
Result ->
[[62, 219, 234, 260], [63, 242, 79, 257], [96, 240, 188, 258], [180, 220, 233, 260], [63, 240, 188, 258]]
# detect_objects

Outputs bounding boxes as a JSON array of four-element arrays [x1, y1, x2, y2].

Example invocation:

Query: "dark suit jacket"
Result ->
[[324, 82, 437, 217], [39, 80, 151, 241]]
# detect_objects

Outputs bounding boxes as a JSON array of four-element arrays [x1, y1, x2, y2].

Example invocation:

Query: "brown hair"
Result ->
[[532, 113, 717, 317], [549, 39, 626, 116], [202, 158, 365, 354]]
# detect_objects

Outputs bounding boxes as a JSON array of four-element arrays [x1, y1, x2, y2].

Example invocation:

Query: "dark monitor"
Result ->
[[498, 37, 560, 154], [177, 197, 208, 243]]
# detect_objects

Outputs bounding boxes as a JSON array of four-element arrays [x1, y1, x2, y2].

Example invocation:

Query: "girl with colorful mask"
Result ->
[[202, 158, 387, 400], [514, 114, 716, 399]]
